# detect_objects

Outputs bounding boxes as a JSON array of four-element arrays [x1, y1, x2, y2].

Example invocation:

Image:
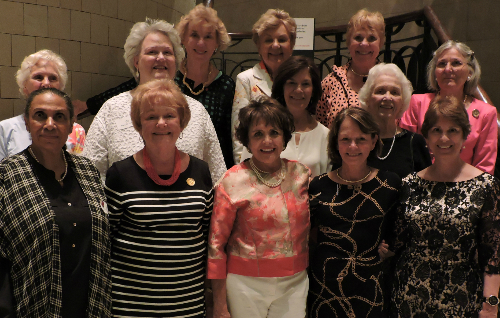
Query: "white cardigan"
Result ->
[[83, 91, 226, 184]]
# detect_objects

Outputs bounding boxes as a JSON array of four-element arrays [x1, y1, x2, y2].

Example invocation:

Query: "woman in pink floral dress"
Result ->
[[208, 97, 311, 318]]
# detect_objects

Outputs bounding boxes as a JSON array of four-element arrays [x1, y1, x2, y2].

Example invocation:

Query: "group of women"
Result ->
[[0, 4, 499, 318]]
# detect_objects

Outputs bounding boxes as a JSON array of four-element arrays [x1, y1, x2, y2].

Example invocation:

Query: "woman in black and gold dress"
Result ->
[[389, 96, 500, 317], [308, 107, 400, 317]]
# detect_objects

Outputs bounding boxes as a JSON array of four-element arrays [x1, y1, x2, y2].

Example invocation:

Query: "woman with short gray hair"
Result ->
[[0, 49, 86, 159]]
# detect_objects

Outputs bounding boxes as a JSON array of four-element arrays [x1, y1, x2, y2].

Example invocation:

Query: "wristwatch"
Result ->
[[483, 295, 499, 306]]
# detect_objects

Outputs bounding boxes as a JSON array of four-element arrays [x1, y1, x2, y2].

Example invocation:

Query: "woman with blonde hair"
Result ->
[[232, 8, 297, 163], [83, 19, 226, 184], [175, 4, 235, 168], [316, 9, 385, 128]]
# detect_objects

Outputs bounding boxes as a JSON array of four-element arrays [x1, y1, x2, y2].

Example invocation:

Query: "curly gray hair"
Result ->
[[16, 49, 67, 96], [123, 18, 185, 81]]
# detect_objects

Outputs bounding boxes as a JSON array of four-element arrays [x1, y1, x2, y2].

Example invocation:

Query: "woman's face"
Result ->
[[258, 23, 292, 77], [139, 103, 182, 150], [247, 120, 284, 172], [434, 48, 470, 93], [134, 32, 177, 85], [25, 92, 72, 154], [425, 115, 464, 159], [283, 68, 313, 115], [337, 117, 377, 165], [348, 27, 381, 65], [366, 74, 404, 122], [23, 59, 61, 96], [183, 19, 218, 62]]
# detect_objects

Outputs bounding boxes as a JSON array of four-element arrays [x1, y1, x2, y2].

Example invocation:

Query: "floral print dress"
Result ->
[[391, 173, 500, 317]]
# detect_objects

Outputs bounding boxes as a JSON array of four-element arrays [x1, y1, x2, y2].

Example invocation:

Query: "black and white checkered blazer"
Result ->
[[0, 149, 111, 317]]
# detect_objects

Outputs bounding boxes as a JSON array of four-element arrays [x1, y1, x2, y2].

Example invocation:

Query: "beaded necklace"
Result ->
[[143, 146, 181, 186]]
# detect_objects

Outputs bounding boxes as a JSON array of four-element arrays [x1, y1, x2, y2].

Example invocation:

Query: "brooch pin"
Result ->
[[472, 109, 480, 119], [186, 178, 195, 186]]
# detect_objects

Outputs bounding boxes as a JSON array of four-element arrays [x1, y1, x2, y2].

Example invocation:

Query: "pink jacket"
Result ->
[[400, 93, 497, 174], [207, 159, 310, 279]]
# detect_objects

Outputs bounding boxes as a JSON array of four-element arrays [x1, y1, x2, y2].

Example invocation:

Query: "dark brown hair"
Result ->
[[235, 97, 294, 150], [25, 87, 74, 120], [272, 55, 322, 115], [328, 107, 382, 164], [421, 95, 471, 139]]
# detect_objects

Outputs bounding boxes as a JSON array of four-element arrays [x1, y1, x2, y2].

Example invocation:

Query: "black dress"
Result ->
[[390, 173, 500, 317], [308, 170, 401, 318], [368, 129, 431, 178], [175, 70, 235, 169]]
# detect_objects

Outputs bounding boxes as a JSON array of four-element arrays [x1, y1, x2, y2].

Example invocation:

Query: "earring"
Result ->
[[467, 76, 471, 81], [214, 48, 218, 54], [179, 131, 184, 139], [135, 70, 140, 79]]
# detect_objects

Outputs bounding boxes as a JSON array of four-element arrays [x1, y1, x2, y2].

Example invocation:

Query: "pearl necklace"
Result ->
[[181, 59, 213, 96], [336, 167, 371, 184], [143, 146, 181, 186], [28, 146, 68, 183], [377, 126, 398, 160], [249, 158, 286, 188]]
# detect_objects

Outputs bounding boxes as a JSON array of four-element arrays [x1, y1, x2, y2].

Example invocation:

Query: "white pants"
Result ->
[[226, 270, 308, 318]]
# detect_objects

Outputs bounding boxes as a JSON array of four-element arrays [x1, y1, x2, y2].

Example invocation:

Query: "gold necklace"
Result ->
[[181, 59, 213, 95], [350, 67, 369, 82], [28, 146, 68, 183], [336, 167, 371, 184], [249, 158, 286, 188]]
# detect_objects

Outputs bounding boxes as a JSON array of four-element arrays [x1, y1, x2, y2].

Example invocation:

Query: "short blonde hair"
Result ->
[[176, 4, 231, 51], [346, 9, 385, 48], [16, 49, 67, 95], [124, 19, 185, 81], [427, 40, 480, 96], [358, 63, 413, 118], [130, 79, 190, 133], [252, 9, 296, 48]]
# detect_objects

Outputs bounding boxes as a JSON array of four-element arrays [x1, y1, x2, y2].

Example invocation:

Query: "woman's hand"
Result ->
[[378, 240, 395, 260], [479, 303, 498, 318], [212, 279, 231, 318]]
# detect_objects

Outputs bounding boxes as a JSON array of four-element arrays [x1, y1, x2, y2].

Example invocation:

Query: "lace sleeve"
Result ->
[[390, 180, 412, 254], [479, 177, 500, 274]]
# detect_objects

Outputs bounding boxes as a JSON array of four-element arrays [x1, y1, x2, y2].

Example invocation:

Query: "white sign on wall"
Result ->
[[294, 18, 315, 51]]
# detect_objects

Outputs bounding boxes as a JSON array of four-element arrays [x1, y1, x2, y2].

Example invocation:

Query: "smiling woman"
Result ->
[[175, 4, 236, 169], [208, 98, 311, 318], [400, 40, 497, 174], [316, 9, 385, 128], [359, 63, 431, 178], [232, 9, 296, 164], [104, 79, 214, 318]]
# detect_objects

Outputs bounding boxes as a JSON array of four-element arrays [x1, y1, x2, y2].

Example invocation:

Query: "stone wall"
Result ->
[[0, 0, 196, 128]]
